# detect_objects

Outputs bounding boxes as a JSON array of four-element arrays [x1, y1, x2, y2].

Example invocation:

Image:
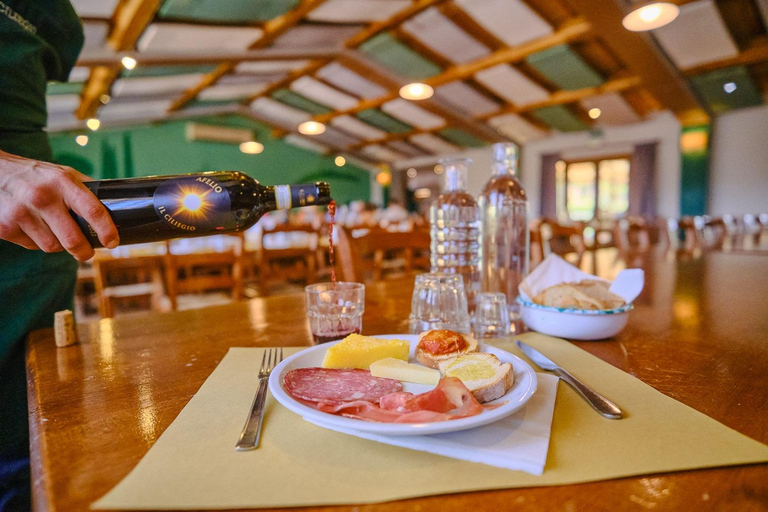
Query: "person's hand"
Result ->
[[0, 149, 119, 261]]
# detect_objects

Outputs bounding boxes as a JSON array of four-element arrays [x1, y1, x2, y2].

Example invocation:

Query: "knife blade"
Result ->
[[515, 340, 623, 419]]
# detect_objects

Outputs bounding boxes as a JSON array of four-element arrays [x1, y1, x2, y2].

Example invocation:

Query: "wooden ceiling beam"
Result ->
[[77, 0, 162, 119], [311, 17, 591, 125], [682, 37, 768, 76], [168, 0, 329, 112], [344, 0, 449, 48], [561, 0, 707, 124]]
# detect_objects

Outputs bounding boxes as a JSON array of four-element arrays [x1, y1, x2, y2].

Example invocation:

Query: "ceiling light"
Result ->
[[335, 156, 346, 167], [239, 141, 264, 154], [298, 121, 326, 135], [121, 56, 137, 70], [723, 82, 737, 94], [622, 2, 679, 31], [100, 94, 111, 104], [433, 164, 444, 175], [399, 83, 434, 101], [414, 188, 432, 199], [75, 135, 88, 147], [376, 171, 392, 186], [588, 108, 602, 119], [86, 118, 100, 131], [406, 167, 417, 178]]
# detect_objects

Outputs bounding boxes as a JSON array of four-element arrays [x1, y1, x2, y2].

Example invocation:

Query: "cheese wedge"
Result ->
[[322, 334, 409, 370], [370, 358, 441, 386], [438, 353, 513, 403]]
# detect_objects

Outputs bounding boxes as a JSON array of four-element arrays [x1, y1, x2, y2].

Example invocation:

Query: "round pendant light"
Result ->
[[622, 2, 679, 32]]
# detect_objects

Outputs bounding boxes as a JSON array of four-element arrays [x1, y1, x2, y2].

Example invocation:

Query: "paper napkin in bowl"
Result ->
[[304, 373, 559, 476], [519, 254, 644, 306]]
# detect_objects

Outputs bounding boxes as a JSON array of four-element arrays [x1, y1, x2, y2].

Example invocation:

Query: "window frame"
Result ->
[[560, 153, 631, 223]]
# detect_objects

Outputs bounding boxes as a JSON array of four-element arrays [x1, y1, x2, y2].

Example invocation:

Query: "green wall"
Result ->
[[48, 114, 371, 205], [679, 125, 710, 216]]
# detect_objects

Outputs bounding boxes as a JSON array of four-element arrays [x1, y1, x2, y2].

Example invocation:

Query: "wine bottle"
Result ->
[[72, 171, 331, 247]]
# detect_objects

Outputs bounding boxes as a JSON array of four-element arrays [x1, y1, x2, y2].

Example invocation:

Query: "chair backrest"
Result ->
[[540, 220, 586, 265], [93, 255, 164, 317], [260, 223, 318, 252], [335, 227, 431, 283], [613, 217, 652, 253]]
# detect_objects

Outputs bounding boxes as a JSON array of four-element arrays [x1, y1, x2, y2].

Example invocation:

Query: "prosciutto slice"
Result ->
[[314, 377, 486, 423]]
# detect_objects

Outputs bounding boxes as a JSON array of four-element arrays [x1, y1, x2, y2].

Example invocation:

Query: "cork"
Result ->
[[54, 310, 77, 347]]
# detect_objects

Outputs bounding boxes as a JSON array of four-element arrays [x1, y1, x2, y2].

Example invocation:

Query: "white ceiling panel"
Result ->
[[314, 126, 361, 149], [290, 76, 359, 111], [284, 134, 330, 154], [409, 133, 461, 154], [68, 66, 91, 83], [758, 0, 768, 29], [99, 99, 173, 121], [308, 0, 411, 23], [331, 115, 387, 140], [112, 74, 206, 97], [198, 83, 268, 101], [474, 64, 549, 106], [487, 113, 547, 143], [580, 92, 641, 126], [250, 97, 311, 129], [82, 21, 109, 51], [455, 0, 552, 47], [361, 144, 406, 162], [652, 0, 738, 69], [46, 94, 81, 114], [235, 60, 309, 74], [401, 7, 490, 64], [386, 140, 426, 158], [272, 24, 361, 48], [138, 24, 263, 52], [315, 62, 388, 99], [381, 99, 445, 129], [435, 81, 500, 117], [70, 0, 120, 18]]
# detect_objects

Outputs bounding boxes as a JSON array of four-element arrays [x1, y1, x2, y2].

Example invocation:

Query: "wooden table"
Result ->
[[26, 249, 768, 511]]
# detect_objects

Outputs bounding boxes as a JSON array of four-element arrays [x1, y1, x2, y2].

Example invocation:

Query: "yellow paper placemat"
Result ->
[[93, 333, 768, 510]]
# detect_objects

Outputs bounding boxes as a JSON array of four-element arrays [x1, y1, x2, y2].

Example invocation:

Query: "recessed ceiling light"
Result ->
[[406, 167, 417, 178], [121, 56, 137, 70], [99, 94, 111, 104], [588, 108, 602, 119], [723, 82, 737, 94], [298, 121, 326, 135], [75, 135, 88, 147], [399, 83, 434, 101], [434, 164, 444, 175], [86, 118, 100, 131], [622, 2, 679, 31], [239, 141, 264, 154], [376, 171, 392, 186], [414, 188, 432, 199], [335, 155, 346, 166]]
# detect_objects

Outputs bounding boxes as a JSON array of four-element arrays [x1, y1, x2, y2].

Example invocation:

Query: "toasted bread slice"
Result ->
[[438, 353, 513, 403], [415, 330, 478, 369]]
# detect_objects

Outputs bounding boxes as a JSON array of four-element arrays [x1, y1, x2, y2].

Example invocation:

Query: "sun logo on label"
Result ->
[[173, 185, 213, 221]]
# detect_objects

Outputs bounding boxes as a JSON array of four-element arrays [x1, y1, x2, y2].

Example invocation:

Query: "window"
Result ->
[[556, 157, 630, 222]]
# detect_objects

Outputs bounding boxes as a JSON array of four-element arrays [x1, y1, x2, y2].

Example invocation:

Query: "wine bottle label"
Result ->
[[275, 185, 292, 210], [290, 184, 319, 207], [153, 177, 231, 232]]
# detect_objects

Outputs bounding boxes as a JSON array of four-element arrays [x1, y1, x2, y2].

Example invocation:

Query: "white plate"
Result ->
[[268, 334, 538, 436]]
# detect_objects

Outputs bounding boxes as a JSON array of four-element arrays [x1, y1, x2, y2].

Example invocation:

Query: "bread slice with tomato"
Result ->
[[415, 329, 478, 369]]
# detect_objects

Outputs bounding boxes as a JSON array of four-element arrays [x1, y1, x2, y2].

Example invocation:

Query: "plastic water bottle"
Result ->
[[478, 143, 529, 322], [429, 157, 480, 309]]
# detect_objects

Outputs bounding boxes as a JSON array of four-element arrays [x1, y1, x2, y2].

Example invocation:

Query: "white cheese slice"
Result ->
[[369, 358, 440, 386]]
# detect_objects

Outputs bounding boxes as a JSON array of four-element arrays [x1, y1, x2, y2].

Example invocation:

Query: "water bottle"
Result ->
[[429, 157, 480, 309], [478, 143, 529, 322]]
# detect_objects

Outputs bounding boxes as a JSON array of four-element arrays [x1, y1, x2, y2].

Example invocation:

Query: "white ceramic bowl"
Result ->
[[518, 298, 633, 341]]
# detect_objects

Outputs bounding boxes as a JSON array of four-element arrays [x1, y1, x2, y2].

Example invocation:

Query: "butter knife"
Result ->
[[515, 340, 623, 419]]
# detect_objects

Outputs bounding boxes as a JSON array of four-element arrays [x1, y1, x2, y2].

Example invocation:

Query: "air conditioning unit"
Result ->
[[185, 123, 254, 144]]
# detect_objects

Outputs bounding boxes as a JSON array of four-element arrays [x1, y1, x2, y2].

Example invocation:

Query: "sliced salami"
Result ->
[[283, 368, 403, 404]]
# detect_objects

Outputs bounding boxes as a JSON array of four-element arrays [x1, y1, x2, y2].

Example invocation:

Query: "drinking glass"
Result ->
[[472, 292, 511, 339], [408, 273, 471, 334], [305, 282, 365, 344]]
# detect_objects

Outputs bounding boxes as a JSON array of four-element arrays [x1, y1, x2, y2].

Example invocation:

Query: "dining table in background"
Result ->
[[26, 248, 768, 511]]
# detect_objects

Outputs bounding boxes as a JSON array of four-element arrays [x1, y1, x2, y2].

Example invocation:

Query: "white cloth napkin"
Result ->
[[305, 373, 559, 476]]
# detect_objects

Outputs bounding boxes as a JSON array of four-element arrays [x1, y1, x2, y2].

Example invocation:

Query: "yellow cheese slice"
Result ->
[[321, 334, 409, 370], [370, 357, 440, 386]]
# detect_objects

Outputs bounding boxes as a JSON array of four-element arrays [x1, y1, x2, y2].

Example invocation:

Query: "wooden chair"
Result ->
[[613, 217, 652, 253], [335, 227, 430, 283], [700, 217, 728, 250], [165, 236, 244, 310], [258, 224, 318, 295], [529, 219, 545, 268], [540, 220, 586, 267], [93, 255, 166, 318]]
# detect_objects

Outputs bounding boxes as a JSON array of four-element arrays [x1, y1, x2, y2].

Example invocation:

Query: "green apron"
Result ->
[[0, 0, 84, 456]]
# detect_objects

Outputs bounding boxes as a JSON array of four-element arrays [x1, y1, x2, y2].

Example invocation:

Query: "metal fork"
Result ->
[[235, 347, 283, 451]]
